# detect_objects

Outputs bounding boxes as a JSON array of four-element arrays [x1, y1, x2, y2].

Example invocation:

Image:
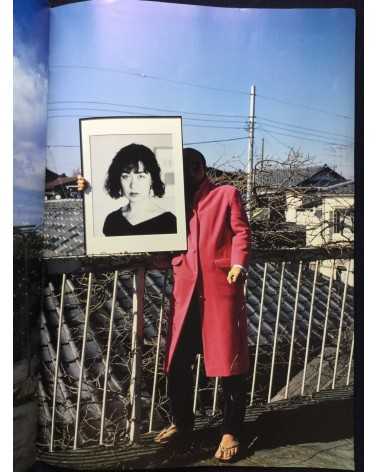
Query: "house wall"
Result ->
[[285, 191, 354, 286], [285, 192, 303, 223], [286, 193, 354, 247], [288, 194, 354, 287]]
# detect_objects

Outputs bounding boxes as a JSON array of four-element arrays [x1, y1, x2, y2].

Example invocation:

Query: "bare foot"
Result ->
[[214, 433, 240, 461], [154, 424, 178, 444]]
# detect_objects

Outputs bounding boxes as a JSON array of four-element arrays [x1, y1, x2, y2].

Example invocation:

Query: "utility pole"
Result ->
[[261, 137, 265, 171], [246, 85, 256, 221]]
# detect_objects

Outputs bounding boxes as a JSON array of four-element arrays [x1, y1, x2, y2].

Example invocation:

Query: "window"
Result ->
[[333, 208, 354, 234]]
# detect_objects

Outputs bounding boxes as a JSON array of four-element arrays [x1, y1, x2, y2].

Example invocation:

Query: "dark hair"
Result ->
[[182, 147, 207, 173], [105, 143, 165, 199]]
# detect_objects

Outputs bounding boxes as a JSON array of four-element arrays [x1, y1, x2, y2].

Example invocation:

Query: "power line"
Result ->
[[47, 112, 246, 131], [183, 137, 248, 145], [257, 128, 294, 151], [48, 106, 247, 124], [50, 65, 249, 96], [50, 66, 353, 120], [47, 136, 249, 149], [48, 114, 248, 132], [47, 144, 79, 148], [255, 120, 353, 145], [48, 101, 354, 141], [257, 93, 353, 120], [256, 125, 353, 148], [48, 100, 248, 120], [256, 115, 353, 140]]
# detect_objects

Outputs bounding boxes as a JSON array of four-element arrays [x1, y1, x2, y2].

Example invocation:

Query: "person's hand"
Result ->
[[77, 175, 88, 192], [227, 265, 246, 284]]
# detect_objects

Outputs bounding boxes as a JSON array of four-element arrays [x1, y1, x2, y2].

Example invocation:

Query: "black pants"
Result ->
[[167, 289, 247, 439]]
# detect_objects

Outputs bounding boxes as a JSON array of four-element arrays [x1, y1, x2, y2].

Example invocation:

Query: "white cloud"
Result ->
[[13, 52, 48, 192]]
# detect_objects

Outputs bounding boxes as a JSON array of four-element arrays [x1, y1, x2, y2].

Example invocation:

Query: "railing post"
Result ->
[[212, 377, 220, 416], [193, 354, 201, 414], [129, 267, 145, 443], [332, 259, 352, 389], [268, 262, 285, 403], [99, 270, 119, 445], [285, 261, 303, 399], [49, 273, 66, 453], [149, 271, 168, 433], [301, 260, 319, 396], [346, 331, 354, 386], [250, 262, 268, 406], [73, 272, 93, 450], [317, 259, 335, 392]]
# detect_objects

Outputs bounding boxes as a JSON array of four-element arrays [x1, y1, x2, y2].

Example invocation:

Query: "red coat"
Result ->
[[164, 177, 251, 377]]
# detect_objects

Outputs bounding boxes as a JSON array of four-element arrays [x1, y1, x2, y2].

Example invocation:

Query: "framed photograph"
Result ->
[[80, 116, 187, 255]]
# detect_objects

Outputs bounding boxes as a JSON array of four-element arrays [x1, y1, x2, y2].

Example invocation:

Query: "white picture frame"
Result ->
[[80, 116, 187, 255]]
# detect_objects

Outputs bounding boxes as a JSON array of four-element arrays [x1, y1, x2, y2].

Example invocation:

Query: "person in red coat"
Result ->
[[154, 148, 251, 461], [78, 148, 251, 461]]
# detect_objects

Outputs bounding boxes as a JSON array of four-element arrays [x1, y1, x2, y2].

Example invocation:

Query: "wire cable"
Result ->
[[256, 115, 353, 140], [50, 64, 249, 96], [46, 136, 249, 148], [50, 65, 352, 119], [255, 120, 353, 145], [48, 100, 248, 120], [48, 106, 248, 124], [256, 125, 353, 148], [257, 93, 353, 120]]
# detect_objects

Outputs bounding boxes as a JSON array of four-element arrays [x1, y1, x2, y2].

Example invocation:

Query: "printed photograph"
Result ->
[[80, 116, 186, 255]]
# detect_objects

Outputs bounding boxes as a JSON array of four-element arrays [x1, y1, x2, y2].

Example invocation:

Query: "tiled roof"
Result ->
[[320, 181, 355, 195], [254, 166, 325, 187], [205, 165, 345, 189], [43, 200, 85, 257]]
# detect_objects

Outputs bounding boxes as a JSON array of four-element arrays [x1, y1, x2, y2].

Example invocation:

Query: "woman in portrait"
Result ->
[[101, 143, 177, 236]]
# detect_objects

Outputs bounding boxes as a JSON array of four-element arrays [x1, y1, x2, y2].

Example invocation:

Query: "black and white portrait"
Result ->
[[80, 117, 187, 255]]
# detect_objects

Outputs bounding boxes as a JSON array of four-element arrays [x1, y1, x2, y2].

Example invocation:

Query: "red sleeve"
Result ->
[[229, 187, 251, 268]]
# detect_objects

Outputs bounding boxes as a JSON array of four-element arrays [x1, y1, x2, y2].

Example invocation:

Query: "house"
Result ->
[[285, 170, 354, 285]]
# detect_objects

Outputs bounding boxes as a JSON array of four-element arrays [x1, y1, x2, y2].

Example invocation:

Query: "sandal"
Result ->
[[214, 440, 240, 462], [154, 424, 192, 444]]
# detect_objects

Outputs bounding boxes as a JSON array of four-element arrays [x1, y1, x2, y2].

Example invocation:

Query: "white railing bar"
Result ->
[[49, 273, 66, 453], [99, 270, 119, 445], [129, 267, 145, 443], [285, 261, 303, 399], [212, 377, 220, 416], [193, 354, 201, 414], [301, 260, 319, 396], [149, 271, 168, 433], [268, 262, 285, 403], [73, 272, 93, 450], [317, 259, 335, 392], [249, 262, 268, 406], [346, 331, 354, 386], [332, 259, 352, 389]]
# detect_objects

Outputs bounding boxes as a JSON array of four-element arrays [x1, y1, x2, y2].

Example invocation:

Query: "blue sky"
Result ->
[[14, 0, 49, 226], [47, 1, 355, 179]]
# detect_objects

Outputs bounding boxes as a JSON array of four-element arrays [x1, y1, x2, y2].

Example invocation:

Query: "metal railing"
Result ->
[[41, 247, 354, 452]]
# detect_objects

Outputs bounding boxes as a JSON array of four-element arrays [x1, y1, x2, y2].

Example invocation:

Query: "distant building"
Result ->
[[45, 169, 80, 200], [284, 167, 354, 285]]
